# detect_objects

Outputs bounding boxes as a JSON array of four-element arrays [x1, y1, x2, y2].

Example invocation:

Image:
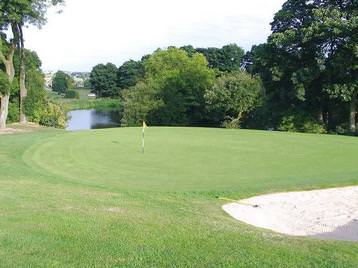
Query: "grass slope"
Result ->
[[0, 127, 358, 267], [49, 89, 120, 111]]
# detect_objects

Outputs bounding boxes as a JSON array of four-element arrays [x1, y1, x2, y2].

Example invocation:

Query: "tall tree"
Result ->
[[1, 0, 64, 124], [89, 63, 118, 97], [52, 71, 73, 94], [196, 44, 245, 72], [304, 0, 358, 133], [0, 36, 16, 129], [117, 60, 145, 90], [247, 0, 357, 133], [144, 47, 215, 125]]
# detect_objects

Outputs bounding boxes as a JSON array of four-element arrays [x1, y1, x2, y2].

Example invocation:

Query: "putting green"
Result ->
[[1, 127, 358, 266], [25, 127, 358, 194]]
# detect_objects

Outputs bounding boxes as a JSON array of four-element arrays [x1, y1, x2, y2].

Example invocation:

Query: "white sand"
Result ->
[[223, 186, 358, 239]]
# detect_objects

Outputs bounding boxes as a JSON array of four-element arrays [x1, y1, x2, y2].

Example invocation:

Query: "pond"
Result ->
[[66, 109, 121, 131]]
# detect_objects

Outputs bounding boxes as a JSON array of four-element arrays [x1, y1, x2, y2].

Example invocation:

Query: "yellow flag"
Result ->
[[143, 121, 148, 129]]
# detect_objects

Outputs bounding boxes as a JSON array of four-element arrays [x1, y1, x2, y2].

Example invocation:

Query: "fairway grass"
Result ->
[[1, 127, 358, 267]]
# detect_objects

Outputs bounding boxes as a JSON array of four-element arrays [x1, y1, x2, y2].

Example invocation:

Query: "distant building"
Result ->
[[44, 71, 54, 89], [44, 71, 90, 89], [73, 77, 84, 88]]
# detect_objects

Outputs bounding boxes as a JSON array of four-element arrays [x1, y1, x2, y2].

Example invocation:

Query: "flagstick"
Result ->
[[142, 128, 144, 154]]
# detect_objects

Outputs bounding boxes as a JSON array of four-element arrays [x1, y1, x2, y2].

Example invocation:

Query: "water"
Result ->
[[66, 109, 121, 131]]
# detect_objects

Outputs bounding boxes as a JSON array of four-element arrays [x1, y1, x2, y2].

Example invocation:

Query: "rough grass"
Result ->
[[49, 88, 120, 111], [1, 127, 358, 267]]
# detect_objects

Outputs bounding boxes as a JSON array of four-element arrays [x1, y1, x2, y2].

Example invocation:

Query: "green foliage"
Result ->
[[24, 87, 47, 123], [89, 63, 118, 97], [7, 100, 19, 122], [24, 86, 66, 128], [205, 71, 262, 128], [121, 81, 163, 126], [247, 0, 358, 134], [0, 70, 10, 95], [52, 71, 73, 94], [117, 60, 145, 90], [195, 44, 245, 72], [39, 101, 67, 128], [0, 0, 65, 28], [13, 50, 42, 72], [144, 47, 215, 125], [278, 110, 326, 134], [83, 79, 92, 89], [64, 89, 80, 99], [25, 69, 44, 91]]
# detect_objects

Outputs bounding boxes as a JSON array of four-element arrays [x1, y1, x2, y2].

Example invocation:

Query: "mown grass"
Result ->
[[0, 127, 358, 267]]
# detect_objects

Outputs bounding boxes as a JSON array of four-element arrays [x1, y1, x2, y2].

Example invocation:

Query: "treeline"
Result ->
[[88, 0, 357, 134], [89, 44, 261, 127], [245, 0, 358, 134]]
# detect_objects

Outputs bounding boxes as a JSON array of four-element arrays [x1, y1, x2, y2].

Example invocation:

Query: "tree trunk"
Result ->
[[0, 95, 10, 129], [349, 91, 357, 134], [0, 42, 15, 129], [19, 54, 27, 124], [18, 24, 27, 124]]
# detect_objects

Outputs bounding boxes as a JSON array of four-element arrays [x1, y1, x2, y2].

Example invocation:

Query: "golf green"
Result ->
[[1, 127, 358, 267]]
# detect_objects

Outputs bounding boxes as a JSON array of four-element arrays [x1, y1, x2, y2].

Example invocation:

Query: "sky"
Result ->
[[23, 0, 286, 72]]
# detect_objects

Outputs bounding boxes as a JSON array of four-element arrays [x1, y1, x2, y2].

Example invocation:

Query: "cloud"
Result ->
[[24, 0, 285, 72]]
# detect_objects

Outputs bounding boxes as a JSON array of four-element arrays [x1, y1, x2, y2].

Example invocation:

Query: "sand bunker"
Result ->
[[223, 186, 358, 241]]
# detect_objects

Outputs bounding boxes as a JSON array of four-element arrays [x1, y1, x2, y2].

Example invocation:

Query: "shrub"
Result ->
[[278, 111, 326, 134], [25, 87, 47, 123], [7, 101, 19, 123], [205, 71, 262, 129], [65, 89, 80, 99], [25, 87, 67, 128], [40, 101, 67, 128]]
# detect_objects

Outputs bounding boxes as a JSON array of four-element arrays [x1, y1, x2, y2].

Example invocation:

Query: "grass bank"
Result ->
[[0, 127, 358, 267], [49, 88, 120, 111]]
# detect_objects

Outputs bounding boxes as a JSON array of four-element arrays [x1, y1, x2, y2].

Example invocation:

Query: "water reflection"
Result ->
[[66, 109, 121, 131]]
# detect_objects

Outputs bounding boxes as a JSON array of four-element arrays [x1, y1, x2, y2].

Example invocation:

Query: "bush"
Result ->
[[25, 88, 67, 128], [65, 90, 80, 99], [40, 102, 67, 128], [278, 111, 326, 134], [7, 101, 19, 123], [205, 71, 262, 129], [25, 87, 47, 123]]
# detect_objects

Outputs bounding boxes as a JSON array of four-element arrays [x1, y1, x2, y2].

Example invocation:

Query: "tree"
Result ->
[[304, 1, 358, 133], [52, 71, 73, 94], [0, 0, 64, 124], [0, 36, 16, 129], [247, 0, 357, 133], [117, 60, 145, 90], [205, 71, 262, 128], [196, 44, 245, 72], [84, 79, 92, 89], [0, 69, 11, 128], [89, 63, 118, 97], [121, 82, 163, 126], [144, 47, 215, 125]]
